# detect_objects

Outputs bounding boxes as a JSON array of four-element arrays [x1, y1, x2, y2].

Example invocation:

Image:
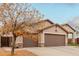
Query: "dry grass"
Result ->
[[0, 49, 36, 56]]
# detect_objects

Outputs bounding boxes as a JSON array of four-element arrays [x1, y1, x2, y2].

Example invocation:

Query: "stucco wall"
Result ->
[[43, 26, 67, 35], [34, 21, 53, 30], [15, 36, 23, 48], [38, 32, 44, 47], [16, 36, 23, 43]]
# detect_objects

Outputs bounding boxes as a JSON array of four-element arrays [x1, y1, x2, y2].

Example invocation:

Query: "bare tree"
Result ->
[[0, 3, 43, 55]]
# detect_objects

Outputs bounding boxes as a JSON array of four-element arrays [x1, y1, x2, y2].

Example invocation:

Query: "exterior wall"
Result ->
[[72, 33, 76, 43], [43, 26, 67, 35], [34, 21, 53, 30], [15, 36, 23, 48], [9, 37, 13, 47], [65, 35, 68, 45], [38, 32, 44, 47], [76, 32, 79, 38], [38, 25, 68, 47]]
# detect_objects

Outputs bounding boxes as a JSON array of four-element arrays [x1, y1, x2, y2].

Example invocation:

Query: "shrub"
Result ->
[[68, 42, 79, 46]]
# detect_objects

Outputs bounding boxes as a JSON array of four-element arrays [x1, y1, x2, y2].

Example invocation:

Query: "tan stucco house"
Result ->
[[0, 19, 70, 47], [62, 24, 76, 43], [22, 20, 69, 47]]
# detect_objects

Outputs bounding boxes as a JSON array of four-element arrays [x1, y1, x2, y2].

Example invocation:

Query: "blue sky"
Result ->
[[32, 3, 79, 24]]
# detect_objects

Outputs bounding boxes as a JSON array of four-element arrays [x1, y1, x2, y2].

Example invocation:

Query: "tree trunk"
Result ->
[[11, 34, 16, 56]]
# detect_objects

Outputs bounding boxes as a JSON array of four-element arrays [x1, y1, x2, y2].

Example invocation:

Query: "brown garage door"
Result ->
[[23, 38, 38, 47], [45, 34, 65, 46]]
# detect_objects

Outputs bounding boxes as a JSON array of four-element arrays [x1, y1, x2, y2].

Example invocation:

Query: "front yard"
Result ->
[[0, 48, 36, 56]]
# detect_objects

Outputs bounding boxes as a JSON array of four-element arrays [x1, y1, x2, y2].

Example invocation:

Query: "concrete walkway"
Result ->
[[23, 46, 79, 56]]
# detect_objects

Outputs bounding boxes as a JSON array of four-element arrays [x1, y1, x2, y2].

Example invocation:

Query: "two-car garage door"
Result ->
[[45, 34, 65, 46]]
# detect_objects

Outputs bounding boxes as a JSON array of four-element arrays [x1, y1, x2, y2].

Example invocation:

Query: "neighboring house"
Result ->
[[62, 24, 76, 43], [0, 19, 70, 47]]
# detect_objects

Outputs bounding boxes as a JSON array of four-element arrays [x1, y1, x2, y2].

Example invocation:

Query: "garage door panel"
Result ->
[[23, 38, 38, 47], [45, 34, 65, 46]]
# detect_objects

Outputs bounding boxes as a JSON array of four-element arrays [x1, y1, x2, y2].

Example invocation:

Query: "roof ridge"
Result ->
[[32, 19, 54, 25]]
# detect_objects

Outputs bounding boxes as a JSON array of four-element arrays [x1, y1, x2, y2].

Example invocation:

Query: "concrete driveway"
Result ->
[[23, 46, 79, 56]]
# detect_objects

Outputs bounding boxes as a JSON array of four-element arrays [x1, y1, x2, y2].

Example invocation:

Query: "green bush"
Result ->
[[68, 42, 79, 46]]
